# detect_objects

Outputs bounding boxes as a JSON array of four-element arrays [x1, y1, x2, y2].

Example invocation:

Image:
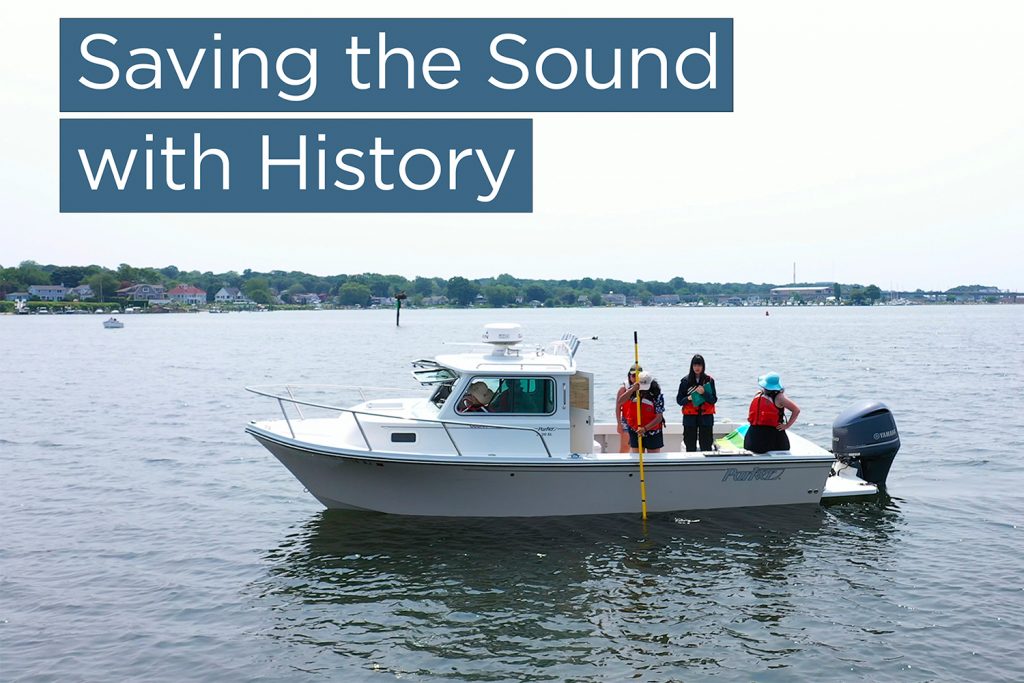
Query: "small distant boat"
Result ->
[[103, 317, 124, 329]]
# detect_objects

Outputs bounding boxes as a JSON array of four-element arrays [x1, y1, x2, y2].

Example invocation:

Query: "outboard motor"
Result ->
[[832, 401, 900, 485]]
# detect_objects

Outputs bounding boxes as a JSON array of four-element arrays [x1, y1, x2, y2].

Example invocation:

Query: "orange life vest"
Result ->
[[682, 378, 716, 416], [623, 396, 658, 431], [748, 392, 783, 427]]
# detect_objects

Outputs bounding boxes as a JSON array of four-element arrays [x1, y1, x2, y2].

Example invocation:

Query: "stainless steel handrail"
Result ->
[[246, 384, 552, 457]]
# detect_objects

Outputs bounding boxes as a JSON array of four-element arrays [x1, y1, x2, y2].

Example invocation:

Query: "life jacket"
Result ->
[[623, 396, 659, 431], [682, 376, 716, 416], [748, 392, 783, 427]]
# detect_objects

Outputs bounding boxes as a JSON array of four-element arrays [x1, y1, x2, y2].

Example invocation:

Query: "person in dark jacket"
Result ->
[[676, 354, 717, 451]]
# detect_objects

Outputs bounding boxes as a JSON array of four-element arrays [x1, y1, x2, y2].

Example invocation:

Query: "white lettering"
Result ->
[[78, 148, 136, 190], [276, 48, 317, 101], [346, 36, 371, 90], [399, 149, 442, 191], [378, 32, 414, 89], [422, 47, 460, 90], [488, 33, 529, 90], [262, 134, 306, 190], [536, 48, 577, 90], [192, 133, 230, 190], [675, 33, 716, 90], [585, 48, 622, 90], [476, 149, 515, 203], [78, 34, 119, 90], [126, 48, 161, 89]]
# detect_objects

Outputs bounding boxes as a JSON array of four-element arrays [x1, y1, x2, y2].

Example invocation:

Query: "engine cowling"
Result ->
[[832, 401, 900, 485]]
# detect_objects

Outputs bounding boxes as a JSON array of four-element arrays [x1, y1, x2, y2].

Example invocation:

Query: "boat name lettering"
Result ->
[[873, 429, 897, 440], [722, 467, 785, 482]]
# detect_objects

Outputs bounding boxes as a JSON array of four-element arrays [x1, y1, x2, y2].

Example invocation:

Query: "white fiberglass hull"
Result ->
[[248, 426, 836, 517]]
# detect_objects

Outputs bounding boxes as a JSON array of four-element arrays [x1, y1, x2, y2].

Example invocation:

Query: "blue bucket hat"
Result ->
[[758, 372, 784, 392]]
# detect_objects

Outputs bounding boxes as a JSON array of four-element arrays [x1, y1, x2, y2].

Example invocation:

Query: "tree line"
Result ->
[[1, 260, 902, 307]]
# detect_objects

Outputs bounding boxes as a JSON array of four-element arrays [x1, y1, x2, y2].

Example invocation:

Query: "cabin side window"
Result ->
[[455, 377, 556, 415]]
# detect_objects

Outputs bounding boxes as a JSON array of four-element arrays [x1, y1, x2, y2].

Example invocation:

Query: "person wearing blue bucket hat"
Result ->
[[758, 372, 784, 392], [743, 371, 801, 453]]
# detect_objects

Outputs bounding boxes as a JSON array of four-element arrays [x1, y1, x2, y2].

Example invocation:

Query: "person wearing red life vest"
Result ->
[[675, 354, 717, 451], [613, 364, 642, 453], [743, 372, 801, 454], [618, 371, 665, 453]]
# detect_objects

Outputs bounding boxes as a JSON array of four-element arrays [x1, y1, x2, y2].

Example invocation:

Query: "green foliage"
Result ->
[[446, 276, 479, 306], [242, 277, 273, 304], [337, 282, 372, 306], [524, 284, 549, 302], [482, 284, 518, 308], [6, 260, 1001, 312], [85, 272, 121, 301]]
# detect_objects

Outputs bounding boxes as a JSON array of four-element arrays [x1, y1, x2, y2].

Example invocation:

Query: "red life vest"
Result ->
[[748, 392, 783, 427], [682, 377, 716, 416], [623, 396, 659, 431]]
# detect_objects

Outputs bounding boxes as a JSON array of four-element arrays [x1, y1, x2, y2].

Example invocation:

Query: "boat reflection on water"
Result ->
[[251, 500, 903, 678]]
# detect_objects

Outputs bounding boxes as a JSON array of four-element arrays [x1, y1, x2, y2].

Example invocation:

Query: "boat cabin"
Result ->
[[348, 325, 594, 457]]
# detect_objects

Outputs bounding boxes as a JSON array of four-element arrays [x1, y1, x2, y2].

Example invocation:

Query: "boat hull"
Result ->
[[249, 428, 835, 517]]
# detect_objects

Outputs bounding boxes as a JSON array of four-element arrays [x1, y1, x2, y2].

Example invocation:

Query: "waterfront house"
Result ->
[[117, 283, 167, 301], [601, 293, 627, 306], [214, 287, 252, 304], [68, 284, 94, 300], [293, 293, 321, 305], [167, 285, 207, 306], [27, 284, 68, 301], [652, 294, 681, 306], [421, 295, 449, 306], [6, 292, 30, 302]]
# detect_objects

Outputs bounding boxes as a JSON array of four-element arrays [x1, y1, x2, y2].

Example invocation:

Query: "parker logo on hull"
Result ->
[[722, 467, 785, 482]]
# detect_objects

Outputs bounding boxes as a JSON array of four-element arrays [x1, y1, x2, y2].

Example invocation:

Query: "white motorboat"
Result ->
[[246, 324, 899, 517], [102, 317, 124, 329]]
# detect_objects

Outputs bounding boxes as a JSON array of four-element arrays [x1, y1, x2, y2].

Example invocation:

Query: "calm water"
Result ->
[[2, 306, 1023, 681]]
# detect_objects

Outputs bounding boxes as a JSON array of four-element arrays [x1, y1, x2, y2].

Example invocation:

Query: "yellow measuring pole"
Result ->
[[633, 331, 649, 520]]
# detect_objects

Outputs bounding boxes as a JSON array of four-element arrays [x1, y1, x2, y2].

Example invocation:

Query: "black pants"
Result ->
[[683, 414, 714, 452], [743, 425, 790, 454]]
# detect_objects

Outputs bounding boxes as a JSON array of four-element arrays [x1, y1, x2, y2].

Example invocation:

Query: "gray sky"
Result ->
[[3, 1, 1022, 290]]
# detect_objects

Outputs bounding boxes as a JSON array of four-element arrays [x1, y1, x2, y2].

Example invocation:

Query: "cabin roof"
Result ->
[[435, 349, 575, 375]]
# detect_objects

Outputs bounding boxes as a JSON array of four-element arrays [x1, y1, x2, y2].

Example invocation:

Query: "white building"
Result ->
[[27, 285, 68, 301], [214, 287, 251, 304], [167, 285, 207, 306]]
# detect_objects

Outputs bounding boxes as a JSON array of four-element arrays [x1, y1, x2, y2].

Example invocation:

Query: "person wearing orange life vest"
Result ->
[[743, 372, 801, 454], [675, 354, 717, 452], [619, 371, 665, 453], [614, 364, 642, 453]]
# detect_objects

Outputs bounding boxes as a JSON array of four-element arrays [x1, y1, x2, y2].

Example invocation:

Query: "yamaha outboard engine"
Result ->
[[832, 401, 900, 485]]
